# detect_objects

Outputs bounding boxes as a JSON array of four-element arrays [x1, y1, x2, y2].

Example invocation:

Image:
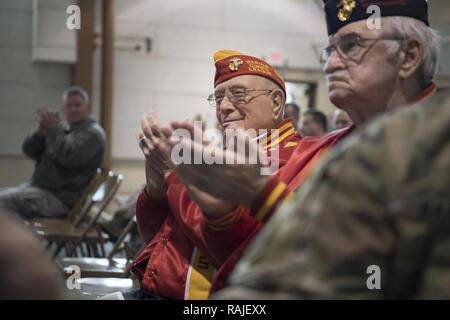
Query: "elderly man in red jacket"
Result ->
[[127, 50, 301, 299]]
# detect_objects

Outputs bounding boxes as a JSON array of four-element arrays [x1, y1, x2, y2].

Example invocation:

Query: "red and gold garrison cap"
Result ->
[[323, 0, 429, 36], [213, 49, 286, 96]]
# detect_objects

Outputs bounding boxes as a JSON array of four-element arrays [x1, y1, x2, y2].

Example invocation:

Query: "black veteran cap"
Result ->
[[323, 0, 429, 35]]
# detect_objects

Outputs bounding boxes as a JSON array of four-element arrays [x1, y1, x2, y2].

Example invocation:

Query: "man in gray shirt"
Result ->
[[0, 86, 106, 220]]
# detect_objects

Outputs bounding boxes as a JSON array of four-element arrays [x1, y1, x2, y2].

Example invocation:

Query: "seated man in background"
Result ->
[[0, 209, 64, 299], [0, 86, 106, 220], [301, 109, 328, 137]]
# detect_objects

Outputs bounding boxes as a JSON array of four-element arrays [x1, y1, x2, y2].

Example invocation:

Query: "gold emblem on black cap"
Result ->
[[228, 58, 244, 72], [337, 0, 356, 22]]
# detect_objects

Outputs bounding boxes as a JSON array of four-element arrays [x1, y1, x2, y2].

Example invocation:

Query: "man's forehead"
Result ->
[[215, 75, 261, 91], [65, 93, 84, 100], [63, 93, 87, 106], [328, 19, 381, 42]]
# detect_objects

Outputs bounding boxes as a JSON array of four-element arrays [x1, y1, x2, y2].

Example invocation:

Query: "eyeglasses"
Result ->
[[207, 87, 276, 108], [320, 36, 405, 64]]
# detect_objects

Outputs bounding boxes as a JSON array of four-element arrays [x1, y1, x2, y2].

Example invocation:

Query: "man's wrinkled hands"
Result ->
[[139, 113, 174, 199], [155, 120, 270, 208], [35, 106, 60, 136]]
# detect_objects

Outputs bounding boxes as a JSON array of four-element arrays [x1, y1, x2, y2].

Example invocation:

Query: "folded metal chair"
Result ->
[[31, 170, 123, 258], [56, 216, 139, 278]]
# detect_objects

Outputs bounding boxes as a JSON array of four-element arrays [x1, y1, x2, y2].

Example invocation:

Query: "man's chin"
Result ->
[[328, 89, 353, 108], [67, 117, 82, 125]]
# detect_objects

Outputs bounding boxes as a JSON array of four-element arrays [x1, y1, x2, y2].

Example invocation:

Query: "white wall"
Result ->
[[104, 0, 328, 161], [90, 0, 329, 193], [32, 0, 77, 63], [0, 0, 72, 157], [0, 0, 72, 187], [89, 0, 329, 193]]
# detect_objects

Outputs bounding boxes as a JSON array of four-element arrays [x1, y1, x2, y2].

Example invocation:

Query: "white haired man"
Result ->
[[128, 50, 301, 300], [154, 0, 440, 294]]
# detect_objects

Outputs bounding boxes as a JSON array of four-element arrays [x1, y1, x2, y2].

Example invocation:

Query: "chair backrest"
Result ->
[[66, 168, 108, 223], [67, 171, 123, 253], [106, 215, 136, 259], [73, 171, 123, 229]]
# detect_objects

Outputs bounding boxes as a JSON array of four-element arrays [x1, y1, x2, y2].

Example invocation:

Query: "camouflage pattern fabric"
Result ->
[[0, 185, 69, 220]]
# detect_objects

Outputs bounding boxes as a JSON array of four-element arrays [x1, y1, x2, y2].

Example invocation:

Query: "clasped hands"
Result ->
[[35, 106, 60, 137], [138, 113, 270, 218]]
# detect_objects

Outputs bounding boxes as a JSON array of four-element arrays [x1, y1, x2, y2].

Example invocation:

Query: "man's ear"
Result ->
[[271, 90, 285, 122], [399, 39, 422, 80]]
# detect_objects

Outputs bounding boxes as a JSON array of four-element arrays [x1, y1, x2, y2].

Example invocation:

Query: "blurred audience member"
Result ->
[[0, 210, 64, 299], [333, 109, 353, 130], [301, 109, 328, 137], [283, 103, 300, 131], [0, 86, 106, 220]]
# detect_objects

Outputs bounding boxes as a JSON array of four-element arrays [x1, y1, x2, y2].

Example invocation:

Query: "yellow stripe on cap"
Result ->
[[214, 49, 243, 63]]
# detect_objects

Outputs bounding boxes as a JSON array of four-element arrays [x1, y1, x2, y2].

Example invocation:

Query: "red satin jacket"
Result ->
[[131, 119, 301, 299]]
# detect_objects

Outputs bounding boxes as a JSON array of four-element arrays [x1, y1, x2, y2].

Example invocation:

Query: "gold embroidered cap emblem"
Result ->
[[337, 0, 356, 22], [228, 58, 244, 72]]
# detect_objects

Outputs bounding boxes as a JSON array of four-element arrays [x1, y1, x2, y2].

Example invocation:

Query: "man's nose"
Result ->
[[218, 95, 235, 115], [324, 49, 345, 74]]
